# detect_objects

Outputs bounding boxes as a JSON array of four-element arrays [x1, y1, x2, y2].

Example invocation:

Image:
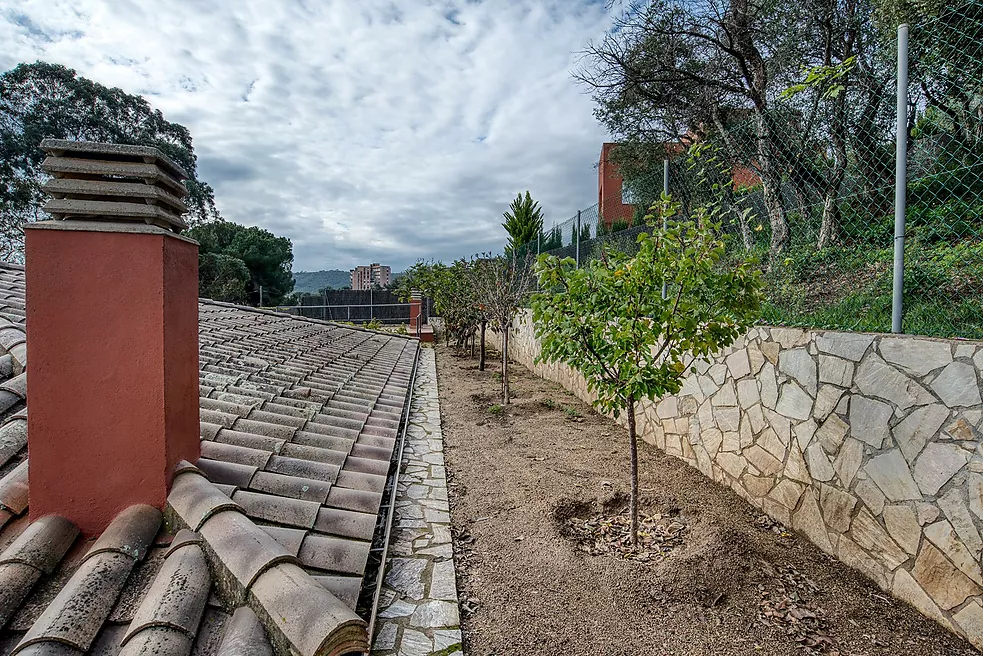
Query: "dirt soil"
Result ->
[[436, 344, 979, 656]]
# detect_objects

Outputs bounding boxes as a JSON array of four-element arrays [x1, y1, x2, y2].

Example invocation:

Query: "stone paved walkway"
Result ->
[[372, 347, 463, 656]]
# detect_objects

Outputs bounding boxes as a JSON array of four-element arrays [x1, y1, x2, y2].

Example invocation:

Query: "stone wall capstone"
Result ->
[[489, 311, 983, 649]]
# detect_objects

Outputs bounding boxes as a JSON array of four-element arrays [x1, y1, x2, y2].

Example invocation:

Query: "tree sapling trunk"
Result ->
[[627, 397, 639, 547], [479, 320, 486, 371], [502, 326, 510, 404]]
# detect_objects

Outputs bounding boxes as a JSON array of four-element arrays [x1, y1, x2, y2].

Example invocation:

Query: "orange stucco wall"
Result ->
[[25, 225, 200, 536]]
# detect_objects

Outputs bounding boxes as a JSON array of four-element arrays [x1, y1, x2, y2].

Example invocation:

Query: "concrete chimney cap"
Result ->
[[38, 139, 190, 233], [40, 139, 190, 181]]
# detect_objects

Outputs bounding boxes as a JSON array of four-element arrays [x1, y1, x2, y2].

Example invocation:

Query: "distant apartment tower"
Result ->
[[350, 263, 391, 290]]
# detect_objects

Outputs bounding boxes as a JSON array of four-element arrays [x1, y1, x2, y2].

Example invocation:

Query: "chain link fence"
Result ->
[[523, 3, 983, 340]]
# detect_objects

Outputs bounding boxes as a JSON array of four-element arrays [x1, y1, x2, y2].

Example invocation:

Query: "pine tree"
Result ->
[[502, 191, 544, 252]]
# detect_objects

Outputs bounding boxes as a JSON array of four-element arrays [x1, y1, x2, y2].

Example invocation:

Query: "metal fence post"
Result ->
[[662, 158, 670, 300], [892, 24, 909, 334], [575, 210, 581, 268]]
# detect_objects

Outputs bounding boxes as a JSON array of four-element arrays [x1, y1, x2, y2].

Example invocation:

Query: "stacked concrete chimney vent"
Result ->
[[39, 139, 190, 232], [27, 139, 200, 536]]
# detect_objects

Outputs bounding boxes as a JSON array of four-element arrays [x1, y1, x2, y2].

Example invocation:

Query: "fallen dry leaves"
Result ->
[[563, 511, 687, 563], [757, 563, 839, 654]]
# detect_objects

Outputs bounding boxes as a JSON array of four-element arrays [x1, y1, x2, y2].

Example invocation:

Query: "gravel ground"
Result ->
[[437, 344, 978, 656]]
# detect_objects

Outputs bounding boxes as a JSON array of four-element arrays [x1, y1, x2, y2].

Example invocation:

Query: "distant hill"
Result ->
[[292, 270, 351, 293]]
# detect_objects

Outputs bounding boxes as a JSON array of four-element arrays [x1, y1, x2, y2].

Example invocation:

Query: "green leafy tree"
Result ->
[[198, 253, 250, 303], [396, 259, 482, 347], [502, 191, 544, 252], [188, 221, 294, 306], [0, 61, 221, 259], [532, 199, 761, 546], [539, 225, 563, 251]]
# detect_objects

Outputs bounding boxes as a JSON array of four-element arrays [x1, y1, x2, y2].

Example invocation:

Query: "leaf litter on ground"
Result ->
[[757, 563, 839, 654], [563, 510, 687, 563]]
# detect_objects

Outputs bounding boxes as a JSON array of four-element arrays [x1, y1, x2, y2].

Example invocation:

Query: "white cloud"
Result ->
[[0, 0, 612, 271]]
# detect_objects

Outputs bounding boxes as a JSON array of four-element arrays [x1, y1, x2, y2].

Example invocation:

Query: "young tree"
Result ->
[[532, 200, 761, 546], [473, 253, 535, 404], [502, 191, 544, 252]]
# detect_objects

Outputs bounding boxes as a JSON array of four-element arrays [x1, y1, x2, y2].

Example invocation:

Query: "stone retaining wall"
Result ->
[[489, 311, 983, 648]]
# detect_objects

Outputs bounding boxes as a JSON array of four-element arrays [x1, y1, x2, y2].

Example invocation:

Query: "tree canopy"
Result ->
[[576, 0, 892, 258], [502, 191, 544, 252], [0, 61, 221, 259], [188, 221, 294, 306]]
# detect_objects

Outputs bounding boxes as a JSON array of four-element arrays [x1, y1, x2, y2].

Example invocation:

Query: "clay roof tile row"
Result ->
[[0, 262, 418, 655]]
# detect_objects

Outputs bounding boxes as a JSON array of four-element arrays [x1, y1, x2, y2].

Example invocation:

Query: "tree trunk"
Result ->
[[502, 326, 510, 405], [819, 80, 849, 250], [755, 113, 790, 260], [479, 320, 486, 371], [627, 398, 639, 548]]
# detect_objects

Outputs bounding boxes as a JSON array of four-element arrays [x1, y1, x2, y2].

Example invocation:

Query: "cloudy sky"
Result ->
[[0, 0, 615, 272]]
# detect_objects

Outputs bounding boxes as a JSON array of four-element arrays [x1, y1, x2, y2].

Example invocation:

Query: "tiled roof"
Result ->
[[0, 262, 419, 655]]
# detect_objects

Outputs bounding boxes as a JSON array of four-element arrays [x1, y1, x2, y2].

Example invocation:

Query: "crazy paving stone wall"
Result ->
[[489, 310, 983, 649]]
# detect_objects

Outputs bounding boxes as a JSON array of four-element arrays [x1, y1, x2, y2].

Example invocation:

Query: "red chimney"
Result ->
[[26, 140, 200, 536], [409, 291, 422, 336]]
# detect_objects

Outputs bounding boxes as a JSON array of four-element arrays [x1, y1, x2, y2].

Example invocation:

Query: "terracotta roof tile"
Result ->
[[311, 575, 362, 610], [0, 373, 26, 399], [265, 455, 339, 483], [354, 434, 396, 451], [247, 563, 367, 656], [231, 418, 296, 442], [341, 455, 390, 477], [214, 607, 272, 656], [199, 421, 223, 441], [198, 408, 238, 429], [258, 527, 306, 557], [85, 504, 160, 562], [164, 529, 202, 558], [196, 509, 295, 595], [335, 471, 387, 494], [313, 508, 377, 542], [120, 535, 210, 648], [0, 420, 28, 470], [199, 397, 255, 417], [348, 444, 394, 461], [107, 546, 167, 624], [195, 459, 258, 489], [0, 516, 78, 575], [248, 471, 331, 505], [118, 627, 193, 655], [290, 430, 353, 454], [214, 429, 285, 453], [214, 392, 265, 408], [15, 549, 135, 652], [297, 534, 370, 576], [324, 488, 382, 515], [0, 562, 41, 630], [231, 491, 320, 530], [0, 461, 29, 515], [168, 469, 242, 532], [0, 327, 26, 351], [277, 443, 346, 467], [199, 441, 272, 470]]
